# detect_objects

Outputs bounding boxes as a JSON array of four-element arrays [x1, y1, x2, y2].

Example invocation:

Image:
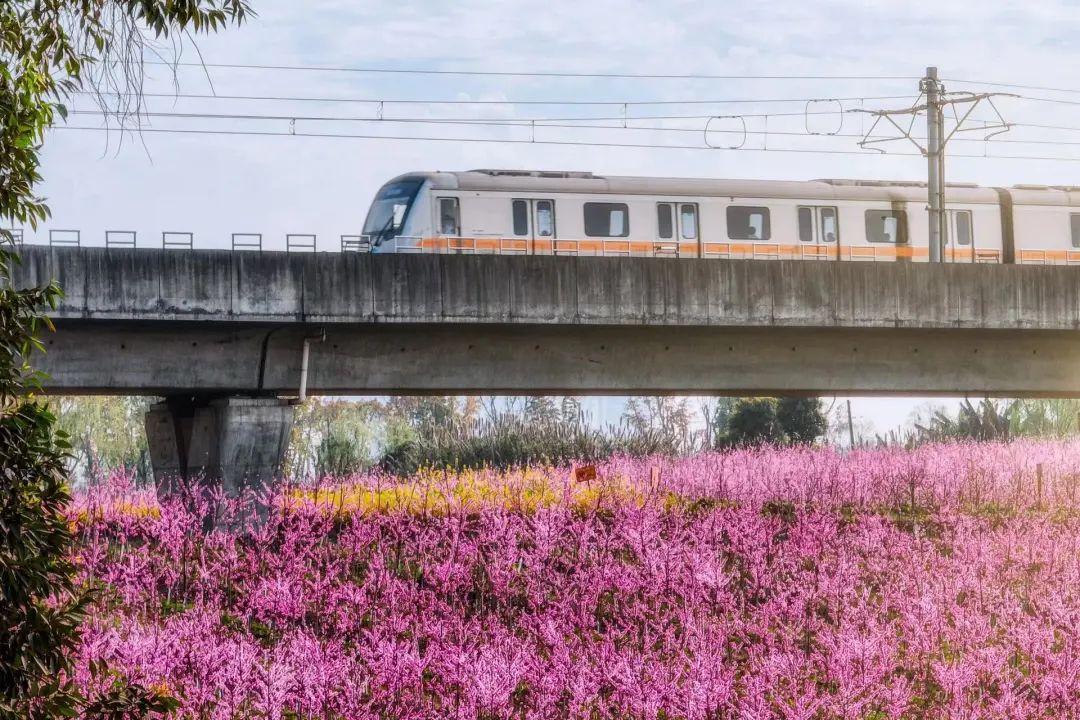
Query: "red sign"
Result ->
[[574, 465, 597, 483]]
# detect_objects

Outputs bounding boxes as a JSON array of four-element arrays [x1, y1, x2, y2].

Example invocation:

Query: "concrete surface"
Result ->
[[10, 245, 1080, 395], [145, 396, 294, 497]]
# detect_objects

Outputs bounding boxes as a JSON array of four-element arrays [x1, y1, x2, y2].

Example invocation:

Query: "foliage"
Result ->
[[67, 440, 1080, 718], [722, 397, 784, 446], [385, 395, 479, 435], [1008, 398, 1080, 438], [380, 408, 692, 475], [315, 431, 367, 478], [0, 1, 250, 717], [708, 396, 736, 443], [893, 398, 1080, 447], [53, 396, 151, 483], [0, 246, 85, 719], [932, 397, 1012, 442], [717, 397, 826, 447], [522, 396, 559, 425], [775, 396, 827, 445], [621, 396, 694, 442], [288, 398, 379, 479]]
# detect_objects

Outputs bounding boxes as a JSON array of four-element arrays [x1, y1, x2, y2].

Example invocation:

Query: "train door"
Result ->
[[512, 199, 556, 254], [943, 209, 973, 262], [797, 205, 840, 259], [656, 202, 699, 257]]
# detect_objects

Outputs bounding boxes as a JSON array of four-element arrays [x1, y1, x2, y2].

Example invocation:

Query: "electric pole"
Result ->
[[922, 67, 946, 263], [854, 70, 1014, 263]]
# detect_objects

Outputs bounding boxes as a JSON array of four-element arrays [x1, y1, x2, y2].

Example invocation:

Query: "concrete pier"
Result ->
[[145, 396, 294, 498], [13, 245, 1080, 486]]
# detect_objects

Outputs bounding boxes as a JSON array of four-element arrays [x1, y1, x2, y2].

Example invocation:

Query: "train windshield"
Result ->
[[363, 178, 423, 242]]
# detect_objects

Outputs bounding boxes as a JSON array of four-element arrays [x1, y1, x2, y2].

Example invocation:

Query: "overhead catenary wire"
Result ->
[[946, 77, 1080, 96], [134, 59, 920, 81], [73, 89, 920, 107], [50, 124, 926, 156], [65, 108, 1080, 147], [69, 104, 925, 124], [50, 124, 1080, 162], [61, 65, 1080, 164]]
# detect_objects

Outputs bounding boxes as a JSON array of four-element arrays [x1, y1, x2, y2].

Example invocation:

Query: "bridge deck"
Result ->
[[11, 247, 1080, 395]]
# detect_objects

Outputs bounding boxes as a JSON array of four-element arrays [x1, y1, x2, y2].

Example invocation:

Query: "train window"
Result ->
[[727, 206, 771, 241], [797, 207, 813, 243], [820, 208, 838, 243], [799, 206, 839, 243], [512, 200, 529, 236], [680, 204, 698, 239], [1071, 214, 1080, 248], [438, 197, 460, 236], [657, 204, 674, 239], [954, 210, 972, 246], [363, 178, 423, 241], [536, 200, 555, 237], [865, 209, 907, 244], [584, 202, 630, 237]]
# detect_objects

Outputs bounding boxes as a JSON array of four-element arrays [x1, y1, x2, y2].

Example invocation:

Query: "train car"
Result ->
[[1007, 185, 1080, 264], [360, 169, 1080, 264]]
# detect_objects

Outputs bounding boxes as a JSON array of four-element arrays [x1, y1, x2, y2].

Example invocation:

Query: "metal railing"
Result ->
[[231, 233, 262, 251], [49, 229, 81, 247], [374, 235, 424, 253], [7, 227, 1063, 265], [163, 232, 194, 250], [286, 234, 316, 253], [105, 230, 136, 249], [340, 235, 370, 252]]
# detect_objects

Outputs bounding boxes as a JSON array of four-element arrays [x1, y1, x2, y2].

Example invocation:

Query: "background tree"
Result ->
[[386, 396, 472, 435], [722, 397, 784, 447], [621, 396, 696, 449], [53, 396, 151, 483], [709, 397, 736, 447], [287, 398, 379, 479], [560, 396, 584, 424], [900, 398, 1014, 445], [1, 2, 250, 717], [1010, 398, 1080, 438], [776, 396, 827, 445], [523, 396, 560, 425]]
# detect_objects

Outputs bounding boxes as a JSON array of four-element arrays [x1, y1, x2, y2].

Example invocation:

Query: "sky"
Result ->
[[30, 0, 1080, 437]]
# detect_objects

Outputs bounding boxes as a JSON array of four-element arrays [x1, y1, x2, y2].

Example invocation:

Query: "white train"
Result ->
[[361, 169, 1080, 264]]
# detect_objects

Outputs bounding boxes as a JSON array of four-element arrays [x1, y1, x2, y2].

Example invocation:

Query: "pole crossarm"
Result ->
[[850, 90, 1017, 153], [848, 68, 1018, 264]]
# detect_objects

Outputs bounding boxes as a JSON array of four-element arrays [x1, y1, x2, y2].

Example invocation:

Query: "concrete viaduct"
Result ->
[[11, 245, 1080, 491]]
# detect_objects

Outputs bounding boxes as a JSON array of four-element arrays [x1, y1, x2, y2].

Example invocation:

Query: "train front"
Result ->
[[362, 174, 427, 251]]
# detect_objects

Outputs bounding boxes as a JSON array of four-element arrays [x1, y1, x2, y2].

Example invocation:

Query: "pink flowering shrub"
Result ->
[[71, 441, 1080, 719]]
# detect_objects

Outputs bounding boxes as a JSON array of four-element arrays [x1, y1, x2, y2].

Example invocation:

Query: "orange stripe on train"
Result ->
[[412, 237, 1021, 263]]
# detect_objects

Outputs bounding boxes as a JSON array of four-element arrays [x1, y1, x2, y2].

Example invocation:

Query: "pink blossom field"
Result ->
[[72, 442, 1080, 719]]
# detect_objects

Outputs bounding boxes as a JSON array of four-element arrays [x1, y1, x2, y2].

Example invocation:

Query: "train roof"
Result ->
[[390, 170, 1080, 205]]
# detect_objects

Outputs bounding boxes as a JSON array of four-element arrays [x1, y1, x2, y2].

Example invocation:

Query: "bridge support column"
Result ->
[[144, 396, 294, 498]]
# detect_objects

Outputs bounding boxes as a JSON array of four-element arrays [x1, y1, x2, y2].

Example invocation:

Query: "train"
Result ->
[[361, 169, 1080, 264]]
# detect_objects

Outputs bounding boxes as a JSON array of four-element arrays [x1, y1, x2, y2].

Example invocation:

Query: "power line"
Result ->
[[70, 106, 873, 124], [946, 78, 1080, 96], [51, 124, 1080, 162], [66, 108, 1080, 146], [1013, 121, 1080, 134], [70, 104, 908, 124], [1013, 94, 1080, 107], [51, 124, 921, 156], [74, 89, 918, 108], [137, 59, 919, 81]]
